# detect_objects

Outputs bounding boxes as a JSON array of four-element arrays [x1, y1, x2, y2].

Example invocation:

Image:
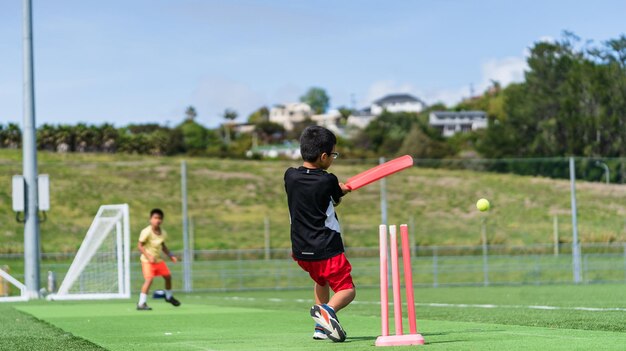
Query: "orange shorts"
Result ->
[[295, 253, 355, 292], [141, 261, 171, 279]]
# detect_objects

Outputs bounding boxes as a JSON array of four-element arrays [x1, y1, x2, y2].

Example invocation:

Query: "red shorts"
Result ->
[[295, 253, 354, 292], [141, 261, 171, 279]]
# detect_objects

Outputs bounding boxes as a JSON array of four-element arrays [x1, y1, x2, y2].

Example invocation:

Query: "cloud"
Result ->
[[363, 55, 527, 108], [190, 77, 267, 127], [478, 56, 527, 91]]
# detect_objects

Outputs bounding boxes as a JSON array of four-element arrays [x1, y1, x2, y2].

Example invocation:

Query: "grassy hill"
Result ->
[[1, 149, 625, 254]]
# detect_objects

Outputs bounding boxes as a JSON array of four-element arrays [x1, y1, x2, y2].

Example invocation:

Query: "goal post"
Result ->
[[0, 268, 29, 302], [48, 204, 131, 300]]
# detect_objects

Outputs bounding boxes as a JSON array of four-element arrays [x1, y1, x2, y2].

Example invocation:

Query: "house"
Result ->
[[428, 110, 487, 137], [346, 107, 376, 130], [246, 142, 301, 159], [370, 94, 427, 115], [269, 103, 312, 131], [311, 109, 343, 135], [346, 94, 427, 131]]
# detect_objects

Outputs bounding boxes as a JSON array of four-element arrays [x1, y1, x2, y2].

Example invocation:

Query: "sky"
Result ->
[[1, 0, 625, 128]]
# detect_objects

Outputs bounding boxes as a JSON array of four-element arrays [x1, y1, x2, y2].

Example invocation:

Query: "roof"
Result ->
[[373, 94, 426, 106], [430, 110, 487, 119]]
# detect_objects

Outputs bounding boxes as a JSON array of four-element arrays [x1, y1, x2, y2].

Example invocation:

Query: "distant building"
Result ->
[[346, 94, 427, 131], [233, 123, 255, 134], [311, 109, 343, 135], [269, 103, 312, 131], [370, 94, 427, 115], [346, 107, 376, 130], [246, 142, 300, 159], [429, 110, 487, 137]]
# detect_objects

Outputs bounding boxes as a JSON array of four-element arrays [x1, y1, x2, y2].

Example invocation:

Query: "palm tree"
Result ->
[[222, 108, 238, 146], [185, 106, 197, 121], [4, 123, 21, 149]]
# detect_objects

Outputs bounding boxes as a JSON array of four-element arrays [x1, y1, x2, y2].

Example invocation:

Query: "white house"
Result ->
[[346, 94, 427, 131], [370, 94, 427, 115], [429, 110, 487, 137], [269, 102, 312, 131], [346, 107, 376, 130], [311, 109, 343, 135], [246, 143, 301, 159]]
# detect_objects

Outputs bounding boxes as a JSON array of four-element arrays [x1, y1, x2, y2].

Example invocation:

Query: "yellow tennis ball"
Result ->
[[476, 198, 490, 212]]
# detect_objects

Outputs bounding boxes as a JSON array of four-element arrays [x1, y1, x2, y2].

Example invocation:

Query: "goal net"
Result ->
[[48, 204, 131, 300]]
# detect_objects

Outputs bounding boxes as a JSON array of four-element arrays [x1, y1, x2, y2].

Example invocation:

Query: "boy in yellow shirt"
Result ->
[[137, 208, 181, 310]]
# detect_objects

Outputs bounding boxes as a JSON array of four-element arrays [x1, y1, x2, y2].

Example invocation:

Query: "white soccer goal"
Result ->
[[48, 204, 131, 300], [0, 268, 29, 302]]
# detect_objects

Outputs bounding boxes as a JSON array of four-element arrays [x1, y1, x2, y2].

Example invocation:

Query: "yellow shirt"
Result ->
[[139, 225, 168, 263]]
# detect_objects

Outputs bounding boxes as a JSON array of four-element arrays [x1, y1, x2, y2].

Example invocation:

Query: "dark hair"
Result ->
[[150, 208, 164, 218], [299, 126, 336, 162]]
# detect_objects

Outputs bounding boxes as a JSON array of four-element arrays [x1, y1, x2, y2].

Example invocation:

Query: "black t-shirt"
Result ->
[[284, 166, 346, 260]]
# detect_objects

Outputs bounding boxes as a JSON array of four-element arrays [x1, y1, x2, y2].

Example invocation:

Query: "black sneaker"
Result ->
[[310, 304, 346, 342], [165, 296, 181, 307], [136, 303, 152, 311]]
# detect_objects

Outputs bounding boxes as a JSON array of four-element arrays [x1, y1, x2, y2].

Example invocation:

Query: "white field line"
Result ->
[[220, 296, 626, 313]]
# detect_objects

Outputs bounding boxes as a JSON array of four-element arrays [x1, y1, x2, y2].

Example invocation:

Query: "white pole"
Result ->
[[481, 217, 489, 286], [181, 160, 192, 292], [569, 157, 582, 283], [22, 0, 40, 298], [553, 215, 559, 256], [264, 216, 270, 260]]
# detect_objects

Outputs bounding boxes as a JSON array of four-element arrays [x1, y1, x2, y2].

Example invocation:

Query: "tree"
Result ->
[[300, 87, 330, 114], [222, 108, 238, 146], [247, 106, 270, 124], [185, 106, 197, 121], [254, 121, 285, 144], [398, 124, 453, 158]]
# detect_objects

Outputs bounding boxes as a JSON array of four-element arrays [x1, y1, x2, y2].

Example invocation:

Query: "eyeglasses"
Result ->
[[330, 152, 339, 159]]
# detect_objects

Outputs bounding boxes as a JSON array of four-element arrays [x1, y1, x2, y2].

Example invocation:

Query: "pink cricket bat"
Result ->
[[345, 155, 414, 190]]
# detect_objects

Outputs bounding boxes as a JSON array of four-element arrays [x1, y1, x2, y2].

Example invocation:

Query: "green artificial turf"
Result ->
[[0, 303, 104, 351], [8, 284, 626, 350]]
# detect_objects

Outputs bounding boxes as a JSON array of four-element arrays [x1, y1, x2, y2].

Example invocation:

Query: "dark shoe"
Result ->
[[136, 303, 152, 310], [166, 296, 181, 307], [310, 304, 346, 342]]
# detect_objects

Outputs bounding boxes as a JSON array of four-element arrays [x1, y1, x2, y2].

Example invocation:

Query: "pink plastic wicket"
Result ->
[[400, 224, 418, 334], [389, 225, 404, 335], [375, 224, 425, 347], [378, 225, 389, 337]]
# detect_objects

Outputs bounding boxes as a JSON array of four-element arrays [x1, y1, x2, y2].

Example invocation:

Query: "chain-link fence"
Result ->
[[1, 155, 626, 294]]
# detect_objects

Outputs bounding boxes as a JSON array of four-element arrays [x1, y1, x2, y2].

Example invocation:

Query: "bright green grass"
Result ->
[[2, 149, 626, 255], [6, 284, 626, 350]]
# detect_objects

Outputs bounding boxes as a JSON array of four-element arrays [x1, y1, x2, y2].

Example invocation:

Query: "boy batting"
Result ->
[[136, 208, 181, 310], [284, 126, 355, 342]]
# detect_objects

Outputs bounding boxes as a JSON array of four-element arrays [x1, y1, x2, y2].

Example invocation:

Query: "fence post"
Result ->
[[264, 216, 271, 260], [623, 243, 626, 283], [582, 254, 588, 284], [553, 215, 559, 256], [432, 246, 438, 288], [237, 249, 243, 290], [481, 218, 489, 286], [181, 160, 192, 292], [409, 216, 417, 258], [569, 157, 582, 283], [189, 216, 194, 263]]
